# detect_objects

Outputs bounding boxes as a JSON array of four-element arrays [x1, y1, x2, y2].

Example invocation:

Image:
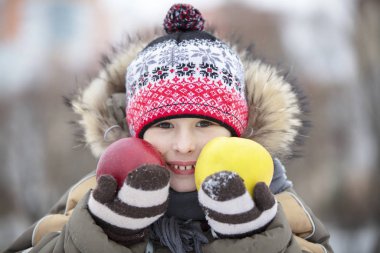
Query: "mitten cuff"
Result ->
[[91, 213, 148, 246], [205, 201, 278, 237], [211, 213, 276, 239]]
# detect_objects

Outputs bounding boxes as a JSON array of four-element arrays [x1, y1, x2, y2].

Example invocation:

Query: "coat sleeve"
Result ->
[[28, 192, 149, 253], [277, 188, 333, 253], [4, 188, 72, 253], [202, 204, 304, 253], [4, 173, 150, 253]]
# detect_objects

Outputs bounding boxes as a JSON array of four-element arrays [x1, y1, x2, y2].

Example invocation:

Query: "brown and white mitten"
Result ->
[[198, 171, 277, 238], [88, 165, 170, 246]]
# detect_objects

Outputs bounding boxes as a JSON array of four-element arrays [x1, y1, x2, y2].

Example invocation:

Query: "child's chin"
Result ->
[[170, 176, 196, 192]]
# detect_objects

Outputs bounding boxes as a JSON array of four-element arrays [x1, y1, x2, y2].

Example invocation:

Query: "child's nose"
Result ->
[[173, 131, 195, 154]]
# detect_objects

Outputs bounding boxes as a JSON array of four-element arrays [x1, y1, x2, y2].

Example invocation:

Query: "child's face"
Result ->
[[143, 117, 231, 192]]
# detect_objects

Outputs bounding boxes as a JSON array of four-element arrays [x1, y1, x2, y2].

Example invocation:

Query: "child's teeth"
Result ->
[[173, 165, 194, 171]]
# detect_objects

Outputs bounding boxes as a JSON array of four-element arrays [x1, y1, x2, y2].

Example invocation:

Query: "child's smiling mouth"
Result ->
[[167, 161, 196, 175]]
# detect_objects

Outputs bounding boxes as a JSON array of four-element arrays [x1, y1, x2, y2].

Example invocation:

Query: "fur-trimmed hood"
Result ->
[[70, 33, 303, 159]]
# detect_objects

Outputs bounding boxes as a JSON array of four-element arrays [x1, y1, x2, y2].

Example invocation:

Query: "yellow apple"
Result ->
[[195, 137, 274, 197]]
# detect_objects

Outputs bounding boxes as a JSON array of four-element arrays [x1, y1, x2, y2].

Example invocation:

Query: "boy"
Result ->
[[6, 4, 332, 253]]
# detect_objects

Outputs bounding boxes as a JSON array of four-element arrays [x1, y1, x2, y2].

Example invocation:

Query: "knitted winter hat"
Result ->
[[126, 4, 248, 138]]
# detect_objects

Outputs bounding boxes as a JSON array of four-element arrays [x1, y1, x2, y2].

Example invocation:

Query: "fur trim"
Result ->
[[70, 35, 155, 157], [70, 33, 303, 158], [242, 59, 302, 158]]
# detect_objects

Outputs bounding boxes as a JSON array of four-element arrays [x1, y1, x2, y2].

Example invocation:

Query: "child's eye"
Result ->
[[196, 120, 215, 128], [154, 122, 174, 129]]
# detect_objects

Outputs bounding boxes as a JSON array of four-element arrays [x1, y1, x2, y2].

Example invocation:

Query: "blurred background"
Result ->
[[0, 0, 379, 252]]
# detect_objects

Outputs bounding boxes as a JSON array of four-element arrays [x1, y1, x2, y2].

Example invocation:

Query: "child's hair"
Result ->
[[125, 4, 248, 138]]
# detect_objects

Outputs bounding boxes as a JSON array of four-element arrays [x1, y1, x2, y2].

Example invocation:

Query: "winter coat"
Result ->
[[4, 172, 331, 253], [5, 32, 333, 252]]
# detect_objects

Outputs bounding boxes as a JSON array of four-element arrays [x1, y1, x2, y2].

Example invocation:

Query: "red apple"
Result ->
[[96, 137, 165, 188]]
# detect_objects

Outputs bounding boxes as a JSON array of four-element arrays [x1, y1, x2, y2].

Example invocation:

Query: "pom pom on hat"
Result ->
[[164, 3, 205, 33]]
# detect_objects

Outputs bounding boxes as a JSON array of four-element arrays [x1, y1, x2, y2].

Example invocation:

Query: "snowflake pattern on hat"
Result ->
[[126, 39, 248, 137]]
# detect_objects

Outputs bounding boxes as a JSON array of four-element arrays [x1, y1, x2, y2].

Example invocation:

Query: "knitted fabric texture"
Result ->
[[198, 171, 277, 238], [88, 165, 170, 246], [164, 3, 205, 33], [125, 4, 248, 138]]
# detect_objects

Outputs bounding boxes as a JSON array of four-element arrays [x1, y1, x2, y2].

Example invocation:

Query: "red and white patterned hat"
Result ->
[[126, 4, 248, 137]]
